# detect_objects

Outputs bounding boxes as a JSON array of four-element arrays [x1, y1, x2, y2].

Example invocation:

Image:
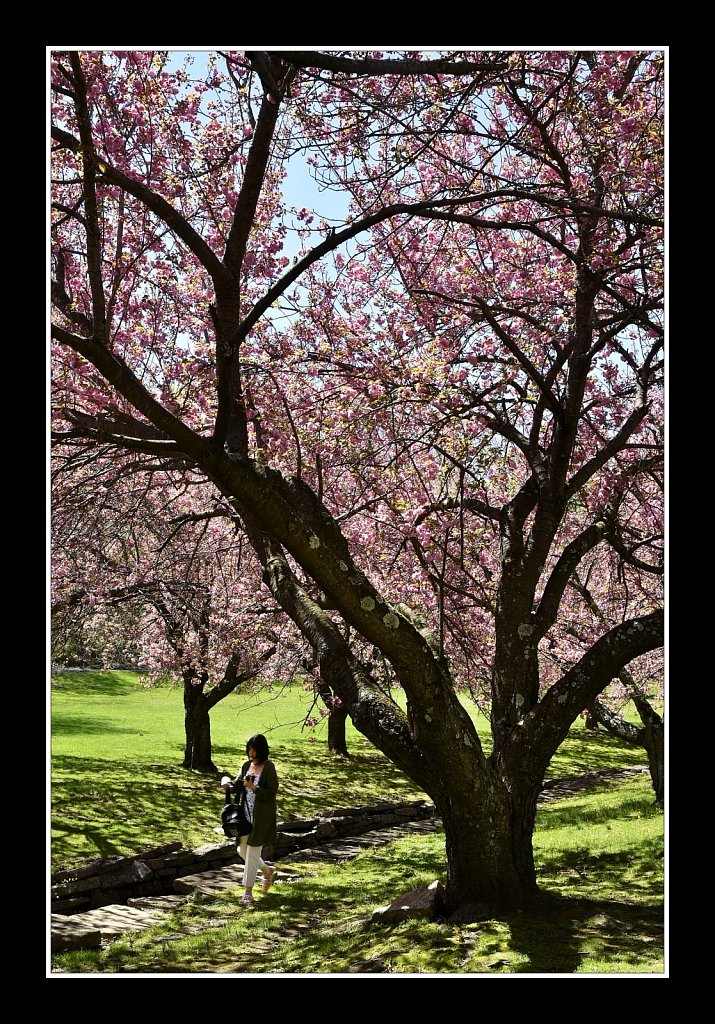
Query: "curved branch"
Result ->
[[534, 520, 608, 636], [605, 514, 664, 575], [589, 699, 643, 743], [532, 608, 664, 744], [51, 125, 230, 289], [204, 646, 277, 710], [566, 405, 650, 501], [51, 426, 187, 459], [412, 495, 503, 530], [234, 194, 491, 342], [272, 51, 509, 78], [51, 324, 210, 460]]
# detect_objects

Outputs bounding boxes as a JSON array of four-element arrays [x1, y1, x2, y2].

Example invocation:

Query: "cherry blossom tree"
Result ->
[[51, 49, 664, 918], [590, 682, 664, 804], [51, 451, 300, 769]]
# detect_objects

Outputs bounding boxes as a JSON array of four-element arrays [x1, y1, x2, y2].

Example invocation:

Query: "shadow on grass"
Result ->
[[51, 755, 222, 871], [547, 729, 646, 775], [234, 849, 663, 975], [503, 890, 664, 974], [50, 715, 144, 737], [536, 790, 657, 831], [537, 839, 664, 895], [275, 744, 425, 801], [51, 671, 140, 696]]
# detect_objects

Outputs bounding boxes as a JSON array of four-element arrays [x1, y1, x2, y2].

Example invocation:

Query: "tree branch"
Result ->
[[51, 324, 210, 460], [51, 125, 230, 289], [531, 608, 664, 745], [273, 51, 509, 78]]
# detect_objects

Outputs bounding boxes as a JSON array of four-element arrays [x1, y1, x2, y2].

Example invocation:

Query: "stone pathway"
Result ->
[[284, 817, 443, 862], [50, 817, 442, 952], [50, 766, 647, 953], [50, 898, 185, 951]]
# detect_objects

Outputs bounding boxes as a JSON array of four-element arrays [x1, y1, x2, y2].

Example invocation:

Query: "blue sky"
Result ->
[[166, 49, 350, 236]]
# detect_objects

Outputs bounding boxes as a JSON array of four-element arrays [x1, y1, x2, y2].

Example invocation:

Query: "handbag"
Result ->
[[221, 788, 251, 838]]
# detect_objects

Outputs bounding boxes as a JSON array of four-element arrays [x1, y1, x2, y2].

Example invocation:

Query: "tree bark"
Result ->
[[436, 766, 541, 919], [642, 716, 664, 805], [584, 705, 600, 730], [316, 678, 350, 756], [182, 674, 216, 772], [327, 701, 349, 756]]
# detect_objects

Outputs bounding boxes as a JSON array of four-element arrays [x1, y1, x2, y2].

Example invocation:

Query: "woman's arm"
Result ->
[[221, 762, 248, 793]]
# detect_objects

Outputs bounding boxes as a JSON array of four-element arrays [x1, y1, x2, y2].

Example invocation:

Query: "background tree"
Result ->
[[590, 680, 664, 805], [51, 453, 295, 769], [568, 568, 664, 803], [51, 49, 664, 918]]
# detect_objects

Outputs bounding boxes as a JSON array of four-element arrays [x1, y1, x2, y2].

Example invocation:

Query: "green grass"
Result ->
[[50, 671, 665, 976]]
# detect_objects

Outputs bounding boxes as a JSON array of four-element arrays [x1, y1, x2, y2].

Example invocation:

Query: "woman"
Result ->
[[221, 733, 279, 907]]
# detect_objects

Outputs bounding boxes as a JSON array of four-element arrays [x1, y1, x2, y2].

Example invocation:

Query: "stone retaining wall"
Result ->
[[51, 798, 436, 915]]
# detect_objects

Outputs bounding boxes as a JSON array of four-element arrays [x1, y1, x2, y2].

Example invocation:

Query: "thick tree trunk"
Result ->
[[436, 770, 541, 920], [182, 675, 216, 772]]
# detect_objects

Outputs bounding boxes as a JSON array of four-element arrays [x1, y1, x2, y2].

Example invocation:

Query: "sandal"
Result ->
[[261, 866, 277, 892], [240, 893, 254, 906]]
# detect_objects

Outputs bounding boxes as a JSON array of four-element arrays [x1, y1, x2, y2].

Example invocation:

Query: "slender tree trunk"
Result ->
[[590, 696, 664, 806], [643, 716, 664, 805], [327, 701, 349, 756], [182, 674, 216, 772], [316, 678, 350, 756], [584, 705, 600, 730]]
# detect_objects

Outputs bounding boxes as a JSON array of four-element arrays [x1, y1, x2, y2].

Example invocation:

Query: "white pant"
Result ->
[[238, 836, 268, 888]]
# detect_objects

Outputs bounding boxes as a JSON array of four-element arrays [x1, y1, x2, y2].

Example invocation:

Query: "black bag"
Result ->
[[221, 789, 250, 838]]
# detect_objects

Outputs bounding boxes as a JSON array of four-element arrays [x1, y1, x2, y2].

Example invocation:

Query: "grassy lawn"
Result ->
[[50, 671, 665, 976]]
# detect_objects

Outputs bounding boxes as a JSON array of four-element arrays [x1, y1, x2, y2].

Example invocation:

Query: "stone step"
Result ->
[[174, 863, 246, 896], [51, 901, 177, 952], [51, 914, 102, 952], [174, 865, 300, 896]]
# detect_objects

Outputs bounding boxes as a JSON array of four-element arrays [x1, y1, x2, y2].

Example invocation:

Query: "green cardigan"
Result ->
[[232, 759, 279, 848]]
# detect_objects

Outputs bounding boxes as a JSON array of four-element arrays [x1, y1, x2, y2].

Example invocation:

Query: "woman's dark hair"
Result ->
[[246, 734, 269, 763]]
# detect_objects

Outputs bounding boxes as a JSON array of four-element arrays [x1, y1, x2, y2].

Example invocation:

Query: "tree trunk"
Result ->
[[584, 705, 600, 730], [327, 701, 349, 756], [643, 716, 664, 805], [316, 678, 350, 756], [436, 772, 541, 920], [590, 696, 664, 806], [182, 675, 216, 772]]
